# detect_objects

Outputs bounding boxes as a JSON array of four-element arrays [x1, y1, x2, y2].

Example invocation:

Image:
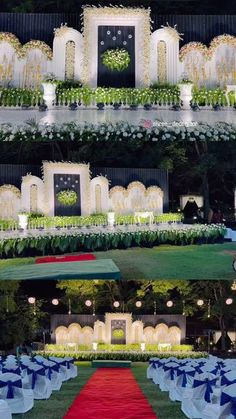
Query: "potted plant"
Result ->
[[178, 76, 194, 109], [143, 103, 152, 111], [113, 102, 121, 110], [42, 73, 58, 108], [96, 102, 105, 110], [18, 210, 29, 230]]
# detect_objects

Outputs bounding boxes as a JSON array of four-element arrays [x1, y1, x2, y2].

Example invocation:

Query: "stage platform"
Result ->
[[92, 360, 132, 368], [0, 259, 121, 280], [0, 107, 235, 127]]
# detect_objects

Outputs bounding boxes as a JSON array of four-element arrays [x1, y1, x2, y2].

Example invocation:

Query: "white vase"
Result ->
[[42, 82, 56, 109], [18, 214, 28, 230], [107, 212, 115, 227], [178, 83, 193, 109]]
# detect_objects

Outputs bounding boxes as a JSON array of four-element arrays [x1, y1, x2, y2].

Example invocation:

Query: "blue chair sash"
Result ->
[[45, 364, 59, 380], [193, 377, 217, 402], [177, 370, 195, 387], [163, 365, 179, 380], [0, 378, 22, 399], [221, 376, 236, 387], [221, 393, 236, 417], [2, 367, 21, 375], [28, 367, 45, 389]]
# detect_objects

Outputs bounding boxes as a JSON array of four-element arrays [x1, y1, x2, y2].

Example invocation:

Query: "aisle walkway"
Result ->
[[64, 368, 157, 419]]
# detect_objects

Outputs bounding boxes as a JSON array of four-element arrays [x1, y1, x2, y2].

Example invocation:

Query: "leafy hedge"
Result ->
[[0, 86, 235, 108], [0, 224, 226, 258], [34, 350, 208, 361], [0, 213, 182, 231], [44, 343, 193, 352]]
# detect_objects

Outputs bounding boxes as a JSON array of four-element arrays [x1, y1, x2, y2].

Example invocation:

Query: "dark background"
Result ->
[[97, 25, 135, 88], [0, 13, 235, 47], [0, 0, 235, 15]]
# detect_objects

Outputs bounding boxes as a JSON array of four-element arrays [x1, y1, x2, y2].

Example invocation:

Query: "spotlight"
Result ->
[[135, 301, 142, 308], [52, 298, 59, 306], [85, 300, 92, 307], [28, 297, 36, 304], [226, 298, 233, 305], [166, 300, 173, 307], [197, 299, 204, 306], [113, 301, 120, 308]]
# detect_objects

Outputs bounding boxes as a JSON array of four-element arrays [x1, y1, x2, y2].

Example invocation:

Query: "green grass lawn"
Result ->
[[12, 363, 186, 419], [1, 243, 236, 279]]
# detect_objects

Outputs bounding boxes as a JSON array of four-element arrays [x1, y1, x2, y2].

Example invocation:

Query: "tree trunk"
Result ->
[[202, 172, 210, 221], [219, 315, 226, 351]]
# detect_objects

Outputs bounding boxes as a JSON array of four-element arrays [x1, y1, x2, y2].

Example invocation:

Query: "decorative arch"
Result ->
[[157, 40, 167, 83], [55, 326, 68, 344], [0, 184, 21, 219], [65, 40, 75, 80], [150, 27, 180, 84], [53, 26, 83, 81], [21, 175, 44, 214], [90, 176, 109, 214]]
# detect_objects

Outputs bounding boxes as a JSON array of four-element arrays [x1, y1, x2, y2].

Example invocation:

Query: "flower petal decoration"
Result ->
[[101, 48, 131, 72]]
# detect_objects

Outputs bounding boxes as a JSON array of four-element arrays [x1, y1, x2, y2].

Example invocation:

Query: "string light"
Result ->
[[207, 300, 211, 318]]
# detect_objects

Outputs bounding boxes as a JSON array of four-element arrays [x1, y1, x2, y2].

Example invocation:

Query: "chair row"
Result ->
[[0, 354, 78, 416], [147, 355, 236, 419]]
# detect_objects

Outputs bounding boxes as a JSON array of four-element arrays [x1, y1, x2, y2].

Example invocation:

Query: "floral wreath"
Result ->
[[101, 48, 130, 72], [56, 189, 77, 206]]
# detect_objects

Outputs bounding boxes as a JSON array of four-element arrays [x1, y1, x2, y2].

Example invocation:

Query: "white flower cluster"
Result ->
[[0, 121, 235, 143]]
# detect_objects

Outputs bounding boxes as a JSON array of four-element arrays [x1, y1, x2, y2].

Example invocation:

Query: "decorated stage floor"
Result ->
[[0, 107, 235, 127]]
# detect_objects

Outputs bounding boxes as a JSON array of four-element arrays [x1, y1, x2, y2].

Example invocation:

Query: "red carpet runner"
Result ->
[[35, 254, 96, 264], [64, 368, 157, 419]]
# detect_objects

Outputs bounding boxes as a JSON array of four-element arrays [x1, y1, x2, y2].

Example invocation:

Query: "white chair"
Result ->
[[152, 359, 170, 385], [181, 373, 218, 418], [221, 371, 236, 387], [42, 360, 63, 391], [0, 400, 12, 419], [64, 358, 78, 379], [49, 357, 71, 381], [159, 362, 180, 392], [201, 383, 236, 419], [0, 373, 34, 414], [169, 366, 196, 402], [27, 365, 52, 399], [147, 358, 159, 379]]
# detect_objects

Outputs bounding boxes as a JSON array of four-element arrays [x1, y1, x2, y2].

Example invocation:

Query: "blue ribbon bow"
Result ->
[[177, 370, 195, 387], [0, 378, 22, 399], [221, 393, 236, 417], [221, 376, 236, 387], [2, 367, 21, 375], [193, 377, 217, 402], [28, 367, 45, 389]]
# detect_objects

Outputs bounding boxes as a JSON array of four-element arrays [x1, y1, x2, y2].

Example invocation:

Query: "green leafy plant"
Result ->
[[0, 224, 226, 258], [56, 189, 77, 206], [101, 48, 131, 72], [34, 350, 208, 362]]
